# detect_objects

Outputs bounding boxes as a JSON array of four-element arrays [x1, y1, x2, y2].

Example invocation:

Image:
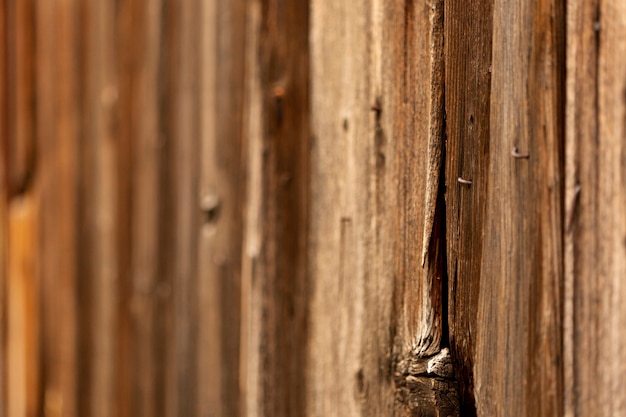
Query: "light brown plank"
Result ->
[[78, 1, 120, 416], [240, 2, 262, 416], [309, 0, 451, 415], [565, 0, 626, 415], [198, 0, 246, 416], [114, 1, 136, 416], [7, 195, 39, 417], [165, 0, 200, 414], [36, 1, 81, 415], [475, 0, 565, 415], [127, 0, 163, 415]]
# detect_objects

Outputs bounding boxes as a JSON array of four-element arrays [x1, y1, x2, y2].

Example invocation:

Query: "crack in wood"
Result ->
[[421, 0, 445, 268]]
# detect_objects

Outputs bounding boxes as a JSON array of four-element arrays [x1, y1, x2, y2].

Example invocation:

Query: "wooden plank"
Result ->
[[309, 0, 452, 415], [241, 0, 310, 416], [444, 0, 492, 413], [198, 0, 222, 414], [198, 0, 246, 415], [126, 0, 163, 415], [474, 0, 565, 415], [35, 0, 81, 415], [240, 2, 262, 416], [77, 1, 120, 416], [7, 196, 39, 417], [114, 1, 137, 416], [565, 0, 626, 415], [164, 0, 200, 415], [2, 6, 39, 415]]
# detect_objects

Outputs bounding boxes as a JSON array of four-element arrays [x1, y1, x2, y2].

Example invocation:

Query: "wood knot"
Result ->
[[200, 194, 221, 223], [394, 348, 460, 416]]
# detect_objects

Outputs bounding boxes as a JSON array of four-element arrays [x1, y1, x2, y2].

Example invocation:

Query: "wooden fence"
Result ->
[[2, 0, 626, 416]]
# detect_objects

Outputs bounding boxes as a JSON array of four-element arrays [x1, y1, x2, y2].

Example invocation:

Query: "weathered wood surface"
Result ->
[[565, 0, 626, 415], [444, 0, 493, 413], [202, 1, 246, 416], [2, 1, 626, 416], [474, 0, 565, 415], [240, 1, 310, 416], [308, 0, 450, 415]]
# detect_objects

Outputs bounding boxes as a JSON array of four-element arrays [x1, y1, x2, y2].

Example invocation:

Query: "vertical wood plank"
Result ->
[[198, 0, 222, 414], [198, 0, 246, 415], [115, 2, 135, 416], [7, 196, 39, 417], [241, 2, 262, 416], [309, 1, 371, 408], [309, 0, 452, 415], [78, 1, 120, 416], [242, 0, 310, 416], [166, 0, 200, 415], [565, 0, 626, 415], [444, 0, 492, 413], [385, 0, 453, 414], [127, 0, 162, 416], [36, 1, 81, 416], [3, 5, 39, 414], [475, 0, 565, 415]]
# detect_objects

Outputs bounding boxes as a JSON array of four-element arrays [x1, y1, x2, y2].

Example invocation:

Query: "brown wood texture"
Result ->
[[474, 0, 565, 415], [2, 1, 626, 416], [202, 2, 246, 416], [37, 1, 80, 415], [309, 0, 449, 415], [565, 0, 626, 415], [444, 0, 493, 414], [240, 1, 310, 416]]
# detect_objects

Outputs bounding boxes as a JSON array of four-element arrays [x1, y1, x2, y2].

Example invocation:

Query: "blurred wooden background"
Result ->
[[2, 0, 626, 416]]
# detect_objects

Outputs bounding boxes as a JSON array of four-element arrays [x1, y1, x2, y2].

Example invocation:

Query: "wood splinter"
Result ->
[[511, 145, 530, 159]]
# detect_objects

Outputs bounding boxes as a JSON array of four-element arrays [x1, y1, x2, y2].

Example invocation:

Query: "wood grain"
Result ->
[[309, 0, 451, 415], [3, 1, 626, 416], [166, 1, 201, 414], [475, 0, 565, 416], [78, 1, 119, 416], [7, 196, 39, 417], [565, 0, 626, 415], [198, 0, 247, 416], [241, 0, 310, 415], [5, 0, 35, 196], [127, 1, 163, 415], [444, 0, 492, 413], [36, 1, 80, 415]]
